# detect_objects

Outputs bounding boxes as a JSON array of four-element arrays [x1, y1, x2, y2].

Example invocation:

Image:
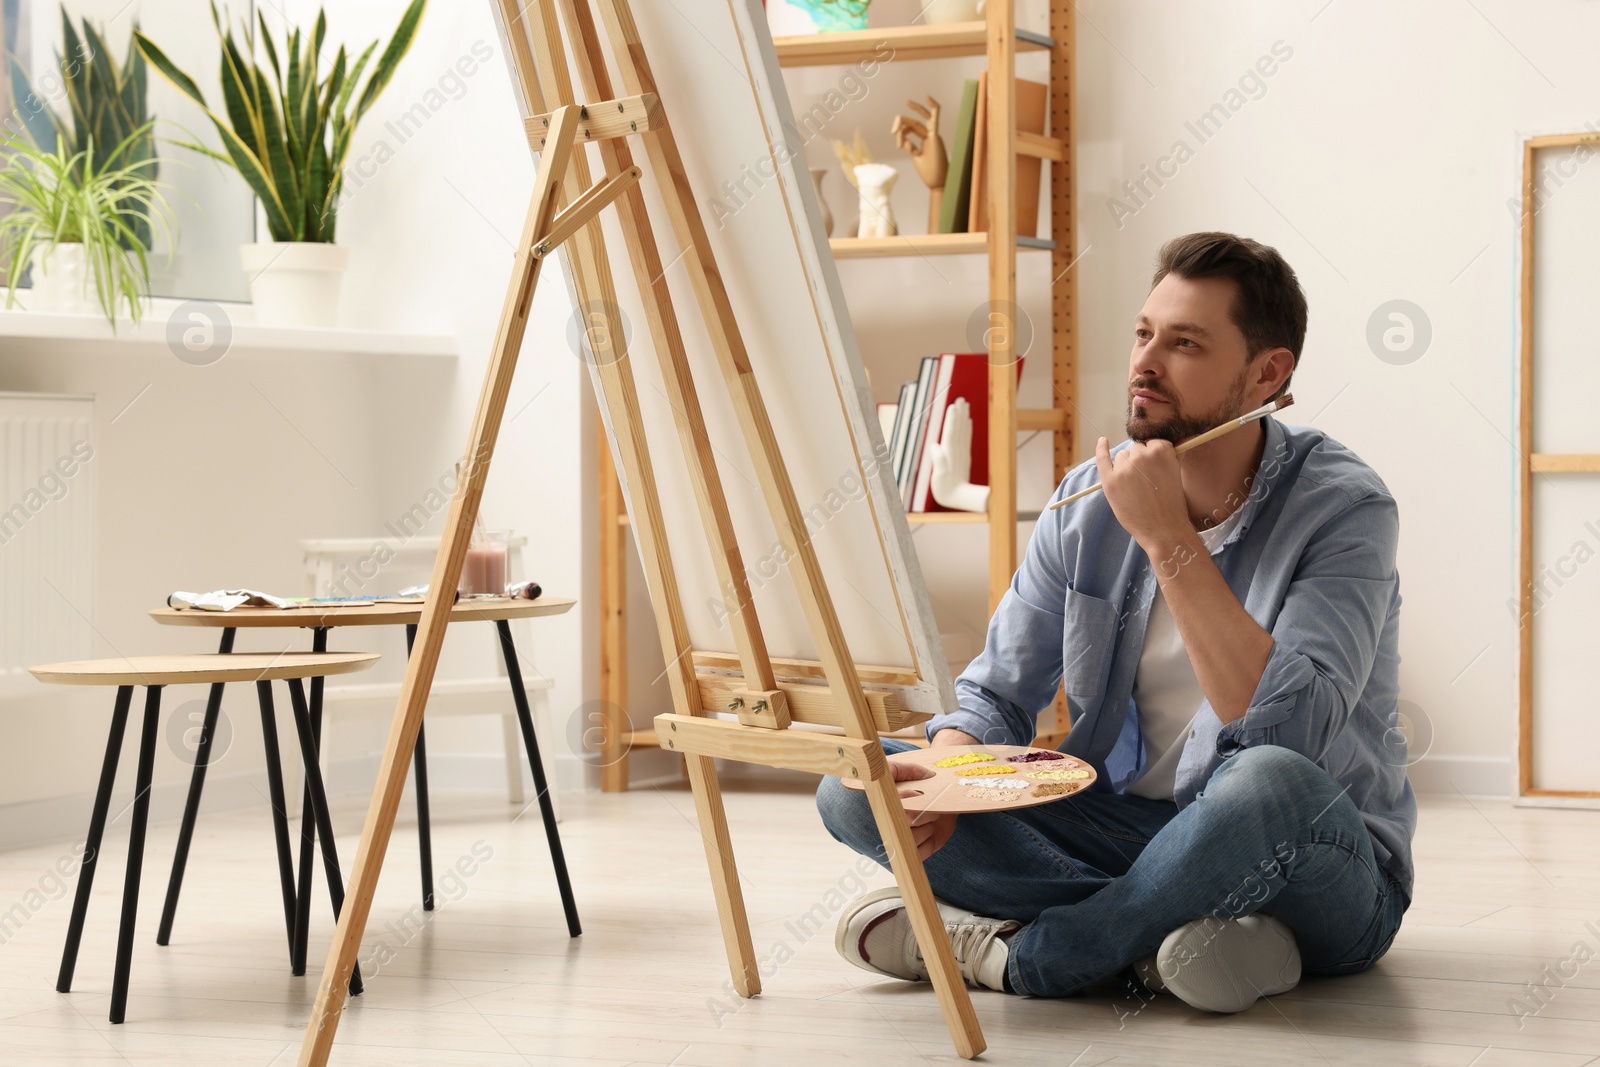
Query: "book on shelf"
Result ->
[[968, 72, 988, 233], [908, 352, 1025, 514], [968, 75, 1049, 237], [937, 78, 981, 235], [897, 356, 941, 507], [876, 401, 899, 450], [887, 379, 918, 493]]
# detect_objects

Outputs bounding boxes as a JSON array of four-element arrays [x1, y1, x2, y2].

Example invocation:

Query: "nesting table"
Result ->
[[148, 597, 582, 976]]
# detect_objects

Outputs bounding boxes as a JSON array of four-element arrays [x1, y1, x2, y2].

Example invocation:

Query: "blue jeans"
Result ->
[[815, 741, 1409, 997]]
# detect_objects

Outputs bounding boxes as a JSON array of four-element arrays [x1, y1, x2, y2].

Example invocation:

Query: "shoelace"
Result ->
[[911, 917, 1011, 986]]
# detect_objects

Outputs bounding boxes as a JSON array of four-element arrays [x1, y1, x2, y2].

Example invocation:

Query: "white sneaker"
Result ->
[[1155, 914, 1301, 1013], [835, 887, 1020, 991]]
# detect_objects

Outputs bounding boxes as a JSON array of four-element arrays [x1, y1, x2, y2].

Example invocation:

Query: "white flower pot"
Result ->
[[28, 243, 100, 315], [239, 241, 350, 328], [924, 0, 987, 22]]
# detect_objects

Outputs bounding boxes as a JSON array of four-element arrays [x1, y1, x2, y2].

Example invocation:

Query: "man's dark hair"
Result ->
[[1152, 232, 1306, 396]]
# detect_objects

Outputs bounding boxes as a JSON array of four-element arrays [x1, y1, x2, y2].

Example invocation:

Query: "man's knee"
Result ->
[[1201, 745, 1346, 826], [1212, 744, 1328, 793], [815, 775, 887, 861]]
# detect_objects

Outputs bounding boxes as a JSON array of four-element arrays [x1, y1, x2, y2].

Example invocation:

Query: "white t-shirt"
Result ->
[[1124, 505, 1247, 800]]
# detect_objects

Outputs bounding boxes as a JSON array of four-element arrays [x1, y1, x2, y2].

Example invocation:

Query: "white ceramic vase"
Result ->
[[809, 167, 834, 237], [28, 243, 100, 315], [853, 163, 899, 239], [924, 0, 987, 23], [239, 241, 350, 328]]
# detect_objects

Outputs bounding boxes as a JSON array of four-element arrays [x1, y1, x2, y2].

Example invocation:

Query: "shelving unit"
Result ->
[[595, 2, 1077, 790]]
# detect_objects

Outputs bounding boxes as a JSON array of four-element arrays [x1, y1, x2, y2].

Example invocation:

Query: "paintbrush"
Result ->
[[1046, 393, 1294, 511]]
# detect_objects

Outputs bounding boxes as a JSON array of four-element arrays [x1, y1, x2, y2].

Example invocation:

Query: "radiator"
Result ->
[[0, 394, 96, 694]]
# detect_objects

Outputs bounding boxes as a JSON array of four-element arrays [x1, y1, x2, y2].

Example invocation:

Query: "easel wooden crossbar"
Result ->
[[293, 0, 986, 1061]]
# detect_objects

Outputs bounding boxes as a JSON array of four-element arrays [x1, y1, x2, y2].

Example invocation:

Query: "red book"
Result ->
[[910, 353, 1025, 513]]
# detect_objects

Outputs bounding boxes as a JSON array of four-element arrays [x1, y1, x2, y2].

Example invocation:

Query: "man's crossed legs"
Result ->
[[815, 741, 1407, 1009]]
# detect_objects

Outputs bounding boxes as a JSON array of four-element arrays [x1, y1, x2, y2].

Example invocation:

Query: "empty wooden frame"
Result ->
[[1517, 130, 1600, 802]]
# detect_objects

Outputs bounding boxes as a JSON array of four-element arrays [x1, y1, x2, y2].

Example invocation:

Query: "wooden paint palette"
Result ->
[[839, 745, 1097, 814]]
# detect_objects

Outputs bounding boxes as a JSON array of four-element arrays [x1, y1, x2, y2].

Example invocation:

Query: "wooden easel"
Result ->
[[294, 1, 985, 1061]]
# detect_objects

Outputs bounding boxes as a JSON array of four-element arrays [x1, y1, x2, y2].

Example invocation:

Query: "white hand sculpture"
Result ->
[[930, 397, 989, 512]]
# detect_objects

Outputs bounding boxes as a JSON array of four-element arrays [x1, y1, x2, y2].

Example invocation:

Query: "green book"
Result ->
[[938, 78, 980, 235]]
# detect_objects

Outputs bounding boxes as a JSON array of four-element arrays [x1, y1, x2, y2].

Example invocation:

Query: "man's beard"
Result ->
[[1126, 367, 1249, 444]]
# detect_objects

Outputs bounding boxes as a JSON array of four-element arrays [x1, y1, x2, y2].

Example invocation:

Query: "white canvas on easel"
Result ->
[[530, 2, 956, 715]]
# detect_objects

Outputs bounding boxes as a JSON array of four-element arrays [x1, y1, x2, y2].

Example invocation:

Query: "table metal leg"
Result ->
[[287, 678, 363, 997], [110, 686, 162, 1024], [495, 619, 581, 937], [404, 624, 435, 911], [292, 627, 329, 976], [57, 685, 134, 994], [256, 680, 300, 962], [156, 627, 236, 947]]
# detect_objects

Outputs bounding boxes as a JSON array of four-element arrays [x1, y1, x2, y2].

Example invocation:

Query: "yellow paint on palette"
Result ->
[[934, 752, 996, 768], [954, 764, 1016, 777]]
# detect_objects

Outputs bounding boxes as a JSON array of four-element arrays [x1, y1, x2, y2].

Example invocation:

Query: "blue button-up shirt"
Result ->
[[926, 416, 1417, 901]]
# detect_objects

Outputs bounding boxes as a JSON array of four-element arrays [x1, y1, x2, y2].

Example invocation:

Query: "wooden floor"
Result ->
[[0, 766, 1597, 1066]]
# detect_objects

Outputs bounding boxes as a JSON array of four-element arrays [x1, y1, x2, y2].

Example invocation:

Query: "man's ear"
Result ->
[[1255, 347, 1295, 400]]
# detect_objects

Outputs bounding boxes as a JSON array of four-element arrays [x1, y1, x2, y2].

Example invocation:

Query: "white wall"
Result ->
[[0, 0, 596, 848], [769, 0, 1593, 795], [1, 0, 1580, 837]]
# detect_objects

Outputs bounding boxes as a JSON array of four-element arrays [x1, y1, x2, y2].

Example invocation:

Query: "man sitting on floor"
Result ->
[[816, 231, 1416, 1013]]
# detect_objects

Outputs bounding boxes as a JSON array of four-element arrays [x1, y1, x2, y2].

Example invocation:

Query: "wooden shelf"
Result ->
[[907, 510, 1040, 524], [908, 511, 985, 524], [830, 233, 1055, 259], [597, 5, 1077, 790], [773, 21, 1053, 67], [619, 507, 1045, 527]]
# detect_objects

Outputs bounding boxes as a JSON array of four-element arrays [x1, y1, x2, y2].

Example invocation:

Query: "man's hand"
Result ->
[[1094, 435, 1191, 550], [892, 760, 958, 860], [891, 730, 978, 859]]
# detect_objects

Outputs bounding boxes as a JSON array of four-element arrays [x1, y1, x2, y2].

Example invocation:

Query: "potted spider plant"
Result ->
[[0, 123, 173, 324], [135, 1, 425, 328], [8, 7, 160, 250]]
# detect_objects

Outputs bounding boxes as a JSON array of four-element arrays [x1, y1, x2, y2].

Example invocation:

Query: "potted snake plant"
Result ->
[[134, 1, 425, 328]]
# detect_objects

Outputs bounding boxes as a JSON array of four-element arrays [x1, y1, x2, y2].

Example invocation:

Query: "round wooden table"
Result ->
[[31, 652, 379, 1023], [148, 596, 582, 960]]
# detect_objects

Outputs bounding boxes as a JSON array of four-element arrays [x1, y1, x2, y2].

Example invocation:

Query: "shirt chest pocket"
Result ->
[[1061, 587, 1119, 704]]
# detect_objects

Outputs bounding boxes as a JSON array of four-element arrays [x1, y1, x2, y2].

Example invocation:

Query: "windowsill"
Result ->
[[0, 298, 458, 358]]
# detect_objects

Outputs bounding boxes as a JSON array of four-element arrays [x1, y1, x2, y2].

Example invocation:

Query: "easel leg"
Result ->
[[681, 754, 759, 997], [863, 777, 985, 1059], [294, 105, 586, 1067]]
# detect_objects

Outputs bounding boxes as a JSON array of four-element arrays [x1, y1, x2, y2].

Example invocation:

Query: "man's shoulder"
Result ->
[[1277, 422, 1394, 506]]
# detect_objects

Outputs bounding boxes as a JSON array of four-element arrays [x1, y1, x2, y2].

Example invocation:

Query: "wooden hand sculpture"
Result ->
[[891, 96, 947, 233]]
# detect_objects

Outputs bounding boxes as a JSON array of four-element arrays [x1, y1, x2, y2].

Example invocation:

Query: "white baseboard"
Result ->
[[1514, 793, 1600, 810], [1406, 754, 1513, 797], [0, 766, 279, 854], [0, 751, 589, 855]]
